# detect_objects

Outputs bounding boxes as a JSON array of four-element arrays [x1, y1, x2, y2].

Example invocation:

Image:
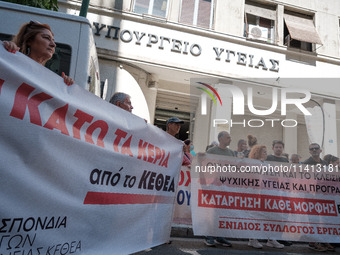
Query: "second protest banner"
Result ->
[[191, 153, 340, 242]]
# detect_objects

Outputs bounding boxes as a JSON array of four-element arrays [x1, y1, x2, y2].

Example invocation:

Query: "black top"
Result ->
[[266, 155, 289, 163], [302, 157, 328, 166]]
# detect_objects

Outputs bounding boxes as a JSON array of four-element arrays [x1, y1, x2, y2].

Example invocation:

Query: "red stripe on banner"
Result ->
[[84, 191, 174, 205], [198, 189, 338, 216], [0, 79, 4, 95]]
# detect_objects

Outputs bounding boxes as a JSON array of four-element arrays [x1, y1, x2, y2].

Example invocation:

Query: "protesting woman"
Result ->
[[3, 21, 73, 85]]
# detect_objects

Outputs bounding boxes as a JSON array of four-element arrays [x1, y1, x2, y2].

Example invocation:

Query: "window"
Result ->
[[244, 1, 276, 44], [284, 11, 322, 52], [45, 43, 71, 77], [0, 33, 12, 41], [179, 0, 214, 29], [134, 0, 168, 18]]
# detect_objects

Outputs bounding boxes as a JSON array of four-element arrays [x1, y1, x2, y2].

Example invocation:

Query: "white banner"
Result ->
[[0, 45, 183, 255], [172, 166, 192, 225], [191, 153, 340, 242]]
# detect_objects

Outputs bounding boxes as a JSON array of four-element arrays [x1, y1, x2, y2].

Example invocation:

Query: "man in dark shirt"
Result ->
[[303, 143, 327, 166], [266, 140, 289, 163]]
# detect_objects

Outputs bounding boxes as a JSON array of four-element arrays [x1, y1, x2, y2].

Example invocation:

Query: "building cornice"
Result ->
[[61, 0, 340, 66]]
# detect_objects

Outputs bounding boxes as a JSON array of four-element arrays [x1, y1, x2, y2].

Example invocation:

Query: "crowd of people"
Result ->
[[152, 114, 337, 252], [202, 131, 338, 252], [140, 115, 338, 252]]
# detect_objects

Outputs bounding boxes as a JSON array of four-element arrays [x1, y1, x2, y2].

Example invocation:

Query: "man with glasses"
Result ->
[[303, 143, 327, 166]]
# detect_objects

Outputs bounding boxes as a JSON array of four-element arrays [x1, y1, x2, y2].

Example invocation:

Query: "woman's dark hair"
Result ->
[[184, 139, 191, 146], [247, 135, 257, 147]]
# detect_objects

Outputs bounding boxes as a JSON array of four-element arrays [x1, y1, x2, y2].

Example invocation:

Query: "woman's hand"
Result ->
[[3, 41, 20, 53], [62, 72, 74, 86]]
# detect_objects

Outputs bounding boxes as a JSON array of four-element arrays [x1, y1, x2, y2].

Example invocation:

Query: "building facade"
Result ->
[[59, 0, 340, 160]]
